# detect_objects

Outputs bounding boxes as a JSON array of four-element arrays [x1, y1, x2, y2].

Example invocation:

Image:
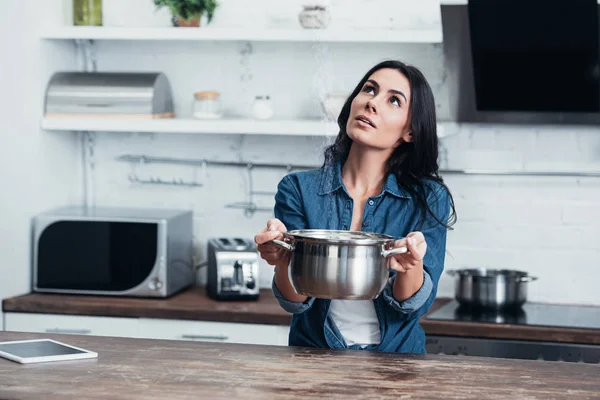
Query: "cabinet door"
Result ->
[[4, 313, 141, 338], [138, 318, 290, 346]]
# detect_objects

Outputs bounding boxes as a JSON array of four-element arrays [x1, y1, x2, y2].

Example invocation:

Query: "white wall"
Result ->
[[0, 0, 81, 329], [87, 1, 599, 305], [0, 0, 598, 319], [440, 125, 600, 304]]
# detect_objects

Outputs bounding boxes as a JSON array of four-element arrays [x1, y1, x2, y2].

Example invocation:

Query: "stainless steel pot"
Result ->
[[446, 268, 538, 309], [271, 229, 408, 300]]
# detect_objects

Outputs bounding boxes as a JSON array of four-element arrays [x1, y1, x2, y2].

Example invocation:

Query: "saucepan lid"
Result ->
[[284, 229, 394, 245]]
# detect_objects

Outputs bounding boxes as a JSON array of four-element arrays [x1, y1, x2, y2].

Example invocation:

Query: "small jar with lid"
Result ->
[[193, 91, 222, 119], [252, 96, 274, 120]]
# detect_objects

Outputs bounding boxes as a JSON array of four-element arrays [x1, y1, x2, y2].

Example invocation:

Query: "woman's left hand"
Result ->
[[387, 232, 427, 273]]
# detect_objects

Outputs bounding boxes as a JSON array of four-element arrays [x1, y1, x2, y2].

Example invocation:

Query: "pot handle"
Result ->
[[270, 239, 295, 252], [519, 276, 538, 282], [381, 246, 408, 258]]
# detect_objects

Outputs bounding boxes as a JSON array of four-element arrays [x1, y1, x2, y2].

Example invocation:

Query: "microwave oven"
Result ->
[[31, 206, 195, 298]]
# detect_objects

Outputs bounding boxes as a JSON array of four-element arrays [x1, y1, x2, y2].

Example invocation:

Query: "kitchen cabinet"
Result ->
[[3, 312, 290, 346], [4, 313, 141, 339], [137, 318, 289, 346]]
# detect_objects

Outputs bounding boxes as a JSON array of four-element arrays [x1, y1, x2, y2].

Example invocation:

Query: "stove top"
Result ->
[[426, 300, 600, 330]]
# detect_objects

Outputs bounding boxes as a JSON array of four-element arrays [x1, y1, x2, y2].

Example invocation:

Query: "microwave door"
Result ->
[[34, 220, 158, 294]]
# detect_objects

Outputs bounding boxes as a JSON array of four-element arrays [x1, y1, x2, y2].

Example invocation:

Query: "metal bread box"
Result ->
[[44, 72, 175, 118]]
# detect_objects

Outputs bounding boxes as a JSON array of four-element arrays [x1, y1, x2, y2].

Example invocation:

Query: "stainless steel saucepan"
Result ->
[[270, 229, 408, 300], [446, 268, 538, 309]]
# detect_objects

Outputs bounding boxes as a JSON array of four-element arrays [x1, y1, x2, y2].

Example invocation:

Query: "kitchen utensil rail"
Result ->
[[116, 154, 600, 178], [128, 173, 203, 188], [116, 154, 316, 171]]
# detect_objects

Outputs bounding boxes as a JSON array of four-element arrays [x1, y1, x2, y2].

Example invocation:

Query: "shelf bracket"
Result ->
[[75, 39, 97, 208], [81, 131, 96, 208], [75, 39, 97, 72]]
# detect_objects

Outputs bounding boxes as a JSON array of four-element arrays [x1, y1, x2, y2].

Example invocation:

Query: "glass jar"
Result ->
[[73, 0, 103, 26], [193, 91, 222, 119]]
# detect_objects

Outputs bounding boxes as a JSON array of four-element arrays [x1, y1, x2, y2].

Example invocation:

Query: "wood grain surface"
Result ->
[[2, 288, 292, 325], [0, 331, 599, 400]]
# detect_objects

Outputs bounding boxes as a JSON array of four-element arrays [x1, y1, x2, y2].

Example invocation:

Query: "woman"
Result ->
[[254, 60, 456, 353]]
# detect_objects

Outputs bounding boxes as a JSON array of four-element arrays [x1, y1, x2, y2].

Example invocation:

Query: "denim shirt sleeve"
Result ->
[[381, 271, 433, 314], [382, 182, 451, 316], [271, 174, 316, 314], [272, 277, 316, 314]]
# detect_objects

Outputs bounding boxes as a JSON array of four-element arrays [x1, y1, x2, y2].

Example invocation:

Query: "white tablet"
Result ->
[[0, 339, 98, 364]]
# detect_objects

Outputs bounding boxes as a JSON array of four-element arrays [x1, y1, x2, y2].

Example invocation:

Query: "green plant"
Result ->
[[153, 0, 218, 23]]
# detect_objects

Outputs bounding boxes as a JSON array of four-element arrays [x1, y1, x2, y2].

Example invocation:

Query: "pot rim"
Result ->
[[285, 229, 394, 245], [447, 268, 532, 279]]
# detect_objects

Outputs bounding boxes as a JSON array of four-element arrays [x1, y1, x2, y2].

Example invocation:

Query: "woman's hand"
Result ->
[[255, 219, 306, 303], [388, 232, 427, 302], [387, 231, 427, 273], [254, 218, 290, 269]]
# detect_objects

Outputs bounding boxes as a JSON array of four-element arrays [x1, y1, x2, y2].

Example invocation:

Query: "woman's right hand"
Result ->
[[254, 218, 290, 269]]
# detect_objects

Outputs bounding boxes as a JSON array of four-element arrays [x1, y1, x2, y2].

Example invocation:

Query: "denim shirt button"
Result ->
[[362, 221, 368, 227], [368, 200, 375, 206]]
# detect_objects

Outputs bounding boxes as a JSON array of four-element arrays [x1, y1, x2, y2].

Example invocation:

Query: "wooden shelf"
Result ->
[[39, 26, 443, 43], [41, 116, 450, 137]]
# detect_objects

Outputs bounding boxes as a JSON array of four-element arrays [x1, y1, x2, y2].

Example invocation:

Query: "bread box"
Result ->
[[44, 72, 175, 118]]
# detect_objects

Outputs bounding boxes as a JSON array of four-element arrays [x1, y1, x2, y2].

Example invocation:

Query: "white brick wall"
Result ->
[[93, 124, 600, 305], [86, 1, 600, 305], [0, 0, 81, 329], [440, 125, 600, 304], [1, 0, 598, 315]]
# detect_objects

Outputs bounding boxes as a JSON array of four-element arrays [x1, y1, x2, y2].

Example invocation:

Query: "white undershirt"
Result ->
[[328, 299, 381, 347]]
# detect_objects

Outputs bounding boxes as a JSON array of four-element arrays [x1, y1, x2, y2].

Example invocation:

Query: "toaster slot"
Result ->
[[233, 261, 244, 287]]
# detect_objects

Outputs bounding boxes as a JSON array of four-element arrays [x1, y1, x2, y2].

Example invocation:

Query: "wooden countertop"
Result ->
[[2, 288, 292, 325], [1, 331, 599, 400], [4, 288, 600, 345]]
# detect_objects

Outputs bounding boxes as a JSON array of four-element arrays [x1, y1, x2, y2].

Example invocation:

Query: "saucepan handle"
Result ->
[[270, 239, 295, 252], [519, 276, 538, 282], [381, 246, 408, 258]]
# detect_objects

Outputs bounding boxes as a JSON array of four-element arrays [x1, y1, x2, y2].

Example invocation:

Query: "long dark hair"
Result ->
[[323, 60, 457, 229]]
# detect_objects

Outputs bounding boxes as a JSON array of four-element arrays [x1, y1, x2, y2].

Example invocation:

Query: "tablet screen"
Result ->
[[0, 339, 87, 358]]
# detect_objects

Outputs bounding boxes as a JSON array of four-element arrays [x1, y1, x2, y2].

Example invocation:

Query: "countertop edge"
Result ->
[[3, 291, 600, 345]]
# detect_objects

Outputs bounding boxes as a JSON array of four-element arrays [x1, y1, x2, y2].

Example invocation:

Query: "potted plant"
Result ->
[[153, 0, 218, 27]]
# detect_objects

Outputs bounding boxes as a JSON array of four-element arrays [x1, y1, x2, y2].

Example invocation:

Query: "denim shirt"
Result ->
[[271, 161, 451, 353]]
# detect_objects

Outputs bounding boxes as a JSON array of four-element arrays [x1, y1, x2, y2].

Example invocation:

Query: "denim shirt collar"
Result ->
[[318, 161, 410, 199]]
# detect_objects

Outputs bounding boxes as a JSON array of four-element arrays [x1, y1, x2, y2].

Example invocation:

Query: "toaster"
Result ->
[[206, 237, 260, 301]]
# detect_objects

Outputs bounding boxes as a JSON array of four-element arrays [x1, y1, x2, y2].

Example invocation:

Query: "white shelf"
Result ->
[[41, 117, 340, 136], [41, 116, 450, 138], [39, 26, 442, 43], [440, 0, 600, 4]]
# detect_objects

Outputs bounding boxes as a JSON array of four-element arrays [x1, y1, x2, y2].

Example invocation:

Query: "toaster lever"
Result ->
[[233, 260, 244, 286]]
